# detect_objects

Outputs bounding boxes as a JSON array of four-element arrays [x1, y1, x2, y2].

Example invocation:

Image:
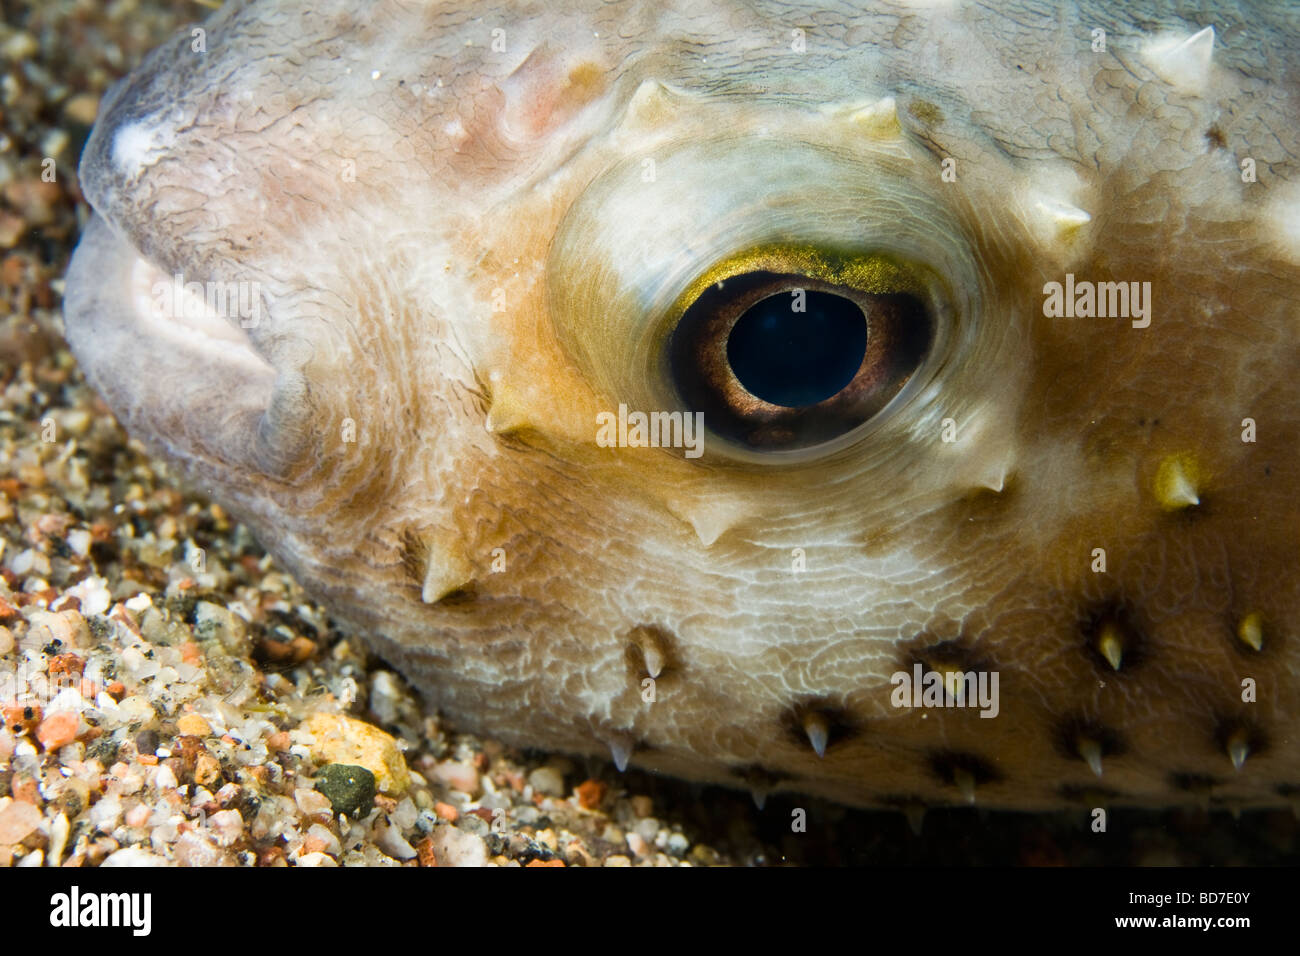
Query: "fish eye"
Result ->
[[668, 247, 934, 452]]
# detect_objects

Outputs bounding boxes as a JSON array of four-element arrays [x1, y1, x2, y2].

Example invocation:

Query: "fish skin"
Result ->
[[63, 0, 1300, 809]]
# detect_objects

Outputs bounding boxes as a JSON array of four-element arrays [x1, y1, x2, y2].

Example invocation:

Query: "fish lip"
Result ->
[[63, 214, 308, 482]]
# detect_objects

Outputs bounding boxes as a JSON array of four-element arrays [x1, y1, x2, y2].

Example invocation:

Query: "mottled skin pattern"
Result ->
[[63, 0, 1299, 810]]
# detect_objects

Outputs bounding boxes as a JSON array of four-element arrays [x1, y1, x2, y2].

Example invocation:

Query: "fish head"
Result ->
[[64, 0, 1300, 809]]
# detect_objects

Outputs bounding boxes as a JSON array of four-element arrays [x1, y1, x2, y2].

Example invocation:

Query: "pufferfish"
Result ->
[[63, 0, 1299, 812]]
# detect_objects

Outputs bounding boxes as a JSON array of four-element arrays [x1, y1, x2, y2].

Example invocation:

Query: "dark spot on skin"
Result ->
[[907, 99, 943, 125], [622, 623, 679, 681], [1166, 493, 1211, 522], [1079, 598, 1148, 673], [781, 698, 860, 753], [1205, 125, 1227, 149], [436, 586, 477, 606], [901, 633, 995, 679], [1053, 715, 1126, 763], [1213, 715, 1267, 759], [928, 750, 1001, 787], [398, 527, 426, 586], [950, 474, 1018, 523]]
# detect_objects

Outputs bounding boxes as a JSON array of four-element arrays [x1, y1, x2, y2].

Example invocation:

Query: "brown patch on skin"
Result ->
[[398, 527, 426, 588], [907, 99, 944, 126], [434, 586, 478, 607], [501, 50, 610, 142], [1205, 124, 1227, 149]]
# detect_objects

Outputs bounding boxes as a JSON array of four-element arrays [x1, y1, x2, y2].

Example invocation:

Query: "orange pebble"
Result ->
[[575, 779, 607, 811], [416, 836, 438, 867], [36, 710, 80, 751]]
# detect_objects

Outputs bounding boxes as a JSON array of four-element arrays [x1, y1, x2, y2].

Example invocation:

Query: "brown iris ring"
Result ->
[[669, 271, 932, 451]]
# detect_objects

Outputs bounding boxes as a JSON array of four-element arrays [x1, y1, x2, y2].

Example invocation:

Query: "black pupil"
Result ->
[[725, 290, 867, 407]]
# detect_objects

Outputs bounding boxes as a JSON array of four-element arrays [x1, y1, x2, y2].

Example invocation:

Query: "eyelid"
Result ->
[[663, 244, 930, 330]]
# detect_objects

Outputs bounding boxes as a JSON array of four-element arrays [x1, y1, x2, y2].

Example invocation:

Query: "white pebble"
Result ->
[[154, 764, 178, 790], [527, 766, 566, 798], [124, 593, 153, 613], [429, 824, 489, 867], [306, 822, 341, 856], [90, 796, 122, 832], [66, 575, 111, 616], [209, 809, 244, 847], [391, 797, 418, 831], [375, 821, 417, 860], [102, 846, 170, 867], [66, 528, 92, 558], [47, 813, 69, 866], [294, 787, 332, 816], [9, 549, 50, 577]]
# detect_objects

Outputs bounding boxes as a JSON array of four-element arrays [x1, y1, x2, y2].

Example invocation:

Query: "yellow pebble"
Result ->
[[177, 713, 211, 737], [300, 713, 410, 794]]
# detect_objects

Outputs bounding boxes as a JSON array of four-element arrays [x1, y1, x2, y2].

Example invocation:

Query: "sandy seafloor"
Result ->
[[0, 0, 1294, 867]]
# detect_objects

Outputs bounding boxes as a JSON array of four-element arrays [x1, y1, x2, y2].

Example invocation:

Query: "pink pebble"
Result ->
[[431, 760, 480, 796], [36, 710, 80, 751]]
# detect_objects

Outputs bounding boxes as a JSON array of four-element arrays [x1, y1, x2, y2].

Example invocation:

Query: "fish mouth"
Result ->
[[86, 217, 269, 373], [63, 215, 306, 483]]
